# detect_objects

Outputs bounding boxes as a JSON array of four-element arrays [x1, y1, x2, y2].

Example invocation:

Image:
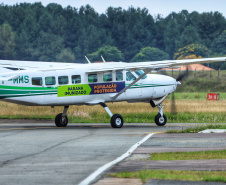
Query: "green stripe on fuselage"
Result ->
[[126, 83, 175, 88], [0, 85, 57, 99]]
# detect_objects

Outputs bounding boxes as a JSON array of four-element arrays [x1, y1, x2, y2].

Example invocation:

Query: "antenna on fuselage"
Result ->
[[85, 56, 91, 64], [101, 55, 106, 63]]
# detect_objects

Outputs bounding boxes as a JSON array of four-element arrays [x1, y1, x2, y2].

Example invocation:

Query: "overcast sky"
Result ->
[[2, 0, 226, 17]]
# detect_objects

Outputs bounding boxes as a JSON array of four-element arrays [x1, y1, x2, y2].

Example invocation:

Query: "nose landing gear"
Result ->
[[155, 104, 167, 126]]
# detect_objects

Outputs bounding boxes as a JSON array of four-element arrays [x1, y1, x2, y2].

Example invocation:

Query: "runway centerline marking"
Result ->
[[78, 133, 154, 185]]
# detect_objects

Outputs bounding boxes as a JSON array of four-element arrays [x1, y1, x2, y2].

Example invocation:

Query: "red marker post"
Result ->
[[207, 93, 220, 100]]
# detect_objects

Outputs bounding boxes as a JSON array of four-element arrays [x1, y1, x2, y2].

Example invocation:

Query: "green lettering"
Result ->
[[19, 76, 23, 83], [13, 79, 18, 84], [24, 75, 29, 83]]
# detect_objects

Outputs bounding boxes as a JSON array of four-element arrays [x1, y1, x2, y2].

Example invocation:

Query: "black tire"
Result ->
[[155, 113, 167, 126], [55, 113, 68, 127], [111, 114, 124, 128]]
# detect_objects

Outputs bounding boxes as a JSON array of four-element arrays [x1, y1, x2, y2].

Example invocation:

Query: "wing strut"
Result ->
[[111, 68, 153, 101]]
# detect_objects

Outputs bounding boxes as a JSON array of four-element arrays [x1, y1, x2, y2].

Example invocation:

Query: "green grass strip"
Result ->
[[167, 92, 226, 100], [149, 150, 226, 161], [1, 112, 226, 124], [167, 124, 226, 133], [69, 112, 226, 123], [109, 170, 226, 183]]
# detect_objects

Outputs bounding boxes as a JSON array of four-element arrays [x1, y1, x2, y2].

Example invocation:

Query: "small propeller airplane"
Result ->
[[0, 57, 225, 128]]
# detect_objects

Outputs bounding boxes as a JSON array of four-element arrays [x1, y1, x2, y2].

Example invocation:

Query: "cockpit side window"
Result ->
[[126, 71, 136, 81], [135, 70, 147, 79]]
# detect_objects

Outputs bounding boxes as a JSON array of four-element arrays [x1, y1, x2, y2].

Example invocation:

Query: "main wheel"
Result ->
[[55, 113, 68, 127], [111, 114, 124, 128], [155, 113, 167, 126]]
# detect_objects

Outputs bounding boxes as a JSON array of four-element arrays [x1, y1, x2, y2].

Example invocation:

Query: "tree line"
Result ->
[[0, 3, 226, 69]]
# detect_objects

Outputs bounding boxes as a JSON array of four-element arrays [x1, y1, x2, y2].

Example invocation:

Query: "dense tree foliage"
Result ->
[[0, 3, 226, 68], [211, 30, 226, 55], [174, 44, 208, 60], [88, 45, 124, 62], [131, 47, 169, 61], [0, 23, 16, 59]]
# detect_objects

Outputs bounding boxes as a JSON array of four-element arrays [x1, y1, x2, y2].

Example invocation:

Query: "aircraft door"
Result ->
[[125, 71, 142, 100], [42, 71, 58, 105]]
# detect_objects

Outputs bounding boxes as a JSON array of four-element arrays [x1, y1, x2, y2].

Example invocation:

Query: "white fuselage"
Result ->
[[0, 63, 178, 106]]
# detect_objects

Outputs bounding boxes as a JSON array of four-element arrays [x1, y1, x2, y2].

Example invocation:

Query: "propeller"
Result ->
[[170, 66, 189, 114], [171, 92, 177, 114], [176, 66, 189, 81]]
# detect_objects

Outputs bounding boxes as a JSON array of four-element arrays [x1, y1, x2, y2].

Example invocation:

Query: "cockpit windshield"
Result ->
[[135, 70, 147, 79]]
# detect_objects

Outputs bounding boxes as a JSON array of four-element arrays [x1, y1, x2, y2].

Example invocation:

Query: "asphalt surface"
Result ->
[[102, 132, 226, 185], [0, 122, 225, 185], [109, 133, 226, 172]]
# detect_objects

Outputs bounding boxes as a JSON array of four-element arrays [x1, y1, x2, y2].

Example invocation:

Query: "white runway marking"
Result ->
[[199, 129, 226, 133], [78, 133, 154, 185]]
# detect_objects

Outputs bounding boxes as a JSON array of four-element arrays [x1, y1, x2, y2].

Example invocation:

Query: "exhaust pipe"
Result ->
[[150, 94, 169, 108]]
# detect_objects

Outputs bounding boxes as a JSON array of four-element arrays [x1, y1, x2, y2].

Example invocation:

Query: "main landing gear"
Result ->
[[55, 106, 69, 127], [100, 103, 124, 128], [54, 103, 167, 128], [154, 104, 167, 126]]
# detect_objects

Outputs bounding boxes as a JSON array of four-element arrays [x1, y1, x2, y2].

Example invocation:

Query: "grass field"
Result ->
[[0, 96, 226, 123], [110, 170, 226, 183], [149, 150, 226, 160], [157, 70, 226, 92], [110, 150, 226, 183]]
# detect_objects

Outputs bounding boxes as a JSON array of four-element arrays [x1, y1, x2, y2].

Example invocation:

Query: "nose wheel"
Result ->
[[155, 113, 167, 126], [155, 104, 167, 126]]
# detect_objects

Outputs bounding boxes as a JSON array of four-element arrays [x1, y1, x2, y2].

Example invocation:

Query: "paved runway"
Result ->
[[0, 122, 182, 185], [0, 122, 224, 185]]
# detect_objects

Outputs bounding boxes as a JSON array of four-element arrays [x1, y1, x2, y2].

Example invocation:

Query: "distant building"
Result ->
[[161, 63, 215, 71]]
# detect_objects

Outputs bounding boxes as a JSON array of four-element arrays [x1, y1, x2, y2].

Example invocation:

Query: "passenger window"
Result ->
[[32, 77, 42, 86], [88, 74, 98, 83], [103, 72, 112, 82], [126, 71, 136, 81], [116, 71, 123, 81], [45, 76, 56, 85], [72, 75, 81, 84], [58, 76, 68, 85]]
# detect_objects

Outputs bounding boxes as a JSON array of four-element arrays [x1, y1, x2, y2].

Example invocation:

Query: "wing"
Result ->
[[86, 57, 226, 73], [0, 60, 78, 71], [1, 57, 225, 72]]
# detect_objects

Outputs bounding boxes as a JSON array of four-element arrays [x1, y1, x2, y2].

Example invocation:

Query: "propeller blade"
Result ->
[[176, 66, 189, 81], [171, 93, 177, 114]]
